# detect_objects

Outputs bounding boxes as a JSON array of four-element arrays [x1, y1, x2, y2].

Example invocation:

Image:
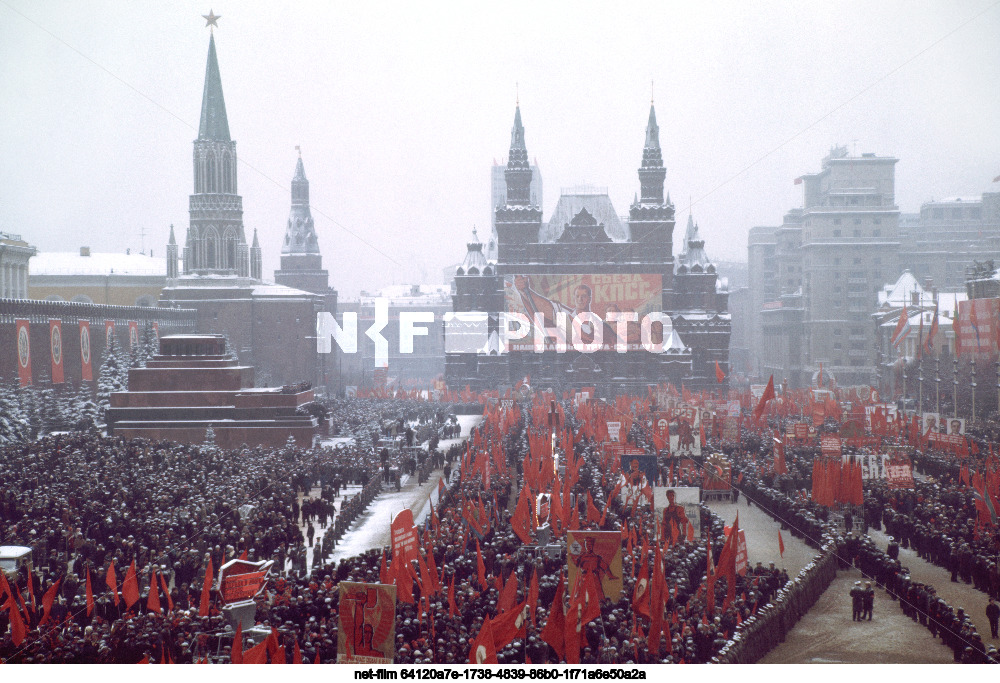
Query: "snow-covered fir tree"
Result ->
[[98, 337, 128, 416], [0, 381, 30, 445]]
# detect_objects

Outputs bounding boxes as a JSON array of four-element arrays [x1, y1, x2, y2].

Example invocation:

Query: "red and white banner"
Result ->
[[390, 509, 419, 564], [127, 320, 139, 348], [49, 319, 64, 384], [886, 463, 915, 490], [104, 320, 115, 349], [151, 321, 159, 343], [217, 558, 274, 604], [15, 319, 31, 386], [735, 530, 748, 576], [79, 320, 93, 381], [820, 435, 842, 456], [956, 298, 1000, 359], [338, 582, 396, 664]]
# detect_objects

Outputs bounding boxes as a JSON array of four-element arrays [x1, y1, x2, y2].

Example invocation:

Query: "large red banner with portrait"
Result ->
[[337, 582, 396, 664], [566, 530, 623, 603], [127, 320, 139, 348], [49, 319, 64, 384], [15, 319, 30, 386], [956, 298, 1000, 359], [79, 320, 93, 381], [504, 273, 662, 351]]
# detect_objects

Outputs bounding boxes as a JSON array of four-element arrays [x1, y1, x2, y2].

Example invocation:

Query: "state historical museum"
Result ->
[[445, 104, 731, 396]]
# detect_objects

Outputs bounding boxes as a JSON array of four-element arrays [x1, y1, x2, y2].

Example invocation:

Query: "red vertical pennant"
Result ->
[[79, 319, 93, 381], [104, 320, 115, 349], [49, 319, 64, 383], [128, 320, 139, 348], [151, 321, 159, 343], [15, 319, 31, 386]]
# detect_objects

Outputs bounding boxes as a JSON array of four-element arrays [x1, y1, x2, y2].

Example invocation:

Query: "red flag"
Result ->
[[498, 572, 519, 614], [476, 540, 487, 589], [492, 599, 529, 650], [778, 531, 785, 558], [512, 485, 534, 545], [539, 573, 566, 661], [528, 567, 539, 626], [85, 567, 95, 616], [586, 492, 602, 525], [40, 578, 61, 625], [293, 640, 303, 664], [448, 574, 458, 618], [6, 596, 26, 646], [231, 621, 243, 663], [426, 548, 441, 594], [105, 561, 118, 606], [752, 375, 775, 422], [199, 557, 214, 617], [468, 616, 499, 664], [147, 571, 161, 614], [242, 638, 268, 664], [122, 560, 140, 609], [159, 571, 173, 612], [715, 361, 725, 384]]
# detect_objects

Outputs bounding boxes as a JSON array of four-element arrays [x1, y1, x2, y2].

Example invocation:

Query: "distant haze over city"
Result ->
[[2, 1, 999, 297]]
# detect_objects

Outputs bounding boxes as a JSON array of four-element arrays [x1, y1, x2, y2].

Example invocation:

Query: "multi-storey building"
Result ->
[[445, 104, 730, 395]]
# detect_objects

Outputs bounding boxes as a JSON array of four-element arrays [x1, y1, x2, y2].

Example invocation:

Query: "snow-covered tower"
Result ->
[[182, 31, 251, 277], [250, 228, 262, 281], [274, 154, 334, 304], [166, 224, 179, 279]]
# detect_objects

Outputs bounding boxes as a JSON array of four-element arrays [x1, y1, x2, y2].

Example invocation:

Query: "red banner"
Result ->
[[820, 435, 842, 456], [49, 319, 64, 384], [15, 319, 31, 386], [128, 320, 139, 348], [794, 423, 808, 440], [956, 299, 1000, 359], [886, 463, 915, 490], [735, 530, 748, 576], [337, 582, 396, 664], [79, 320, 93, 381], [566, 530, 623, 602], [104, 320, 115, 349], [217, 558, 274, 604], [390, 509, 419, 563]]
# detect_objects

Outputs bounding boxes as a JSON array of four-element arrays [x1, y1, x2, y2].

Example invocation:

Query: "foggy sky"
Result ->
[[2, 1, 999, 298]]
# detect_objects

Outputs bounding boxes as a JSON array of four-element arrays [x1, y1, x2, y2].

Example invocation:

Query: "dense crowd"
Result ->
[[3, 392, 1000, 664]]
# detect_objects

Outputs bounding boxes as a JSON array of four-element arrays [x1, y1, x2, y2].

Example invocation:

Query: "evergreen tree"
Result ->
[[203, 424, 218, 453], [98, 336, 127, 417], [0, 382, 30, 445], [17, 384, 42, 440], [73, 384, 99, 433]]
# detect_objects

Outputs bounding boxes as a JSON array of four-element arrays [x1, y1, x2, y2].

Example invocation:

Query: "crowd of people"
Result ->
[[2, 392, 1000, 664]]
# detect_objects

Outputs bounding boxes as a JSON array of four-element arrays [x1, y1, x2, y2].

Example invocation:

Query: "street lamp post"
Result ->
[[971, 357, 977, 423], [953, 356, 959, 419], [935, 355, 941, 416], [918, 356, 924, 417]]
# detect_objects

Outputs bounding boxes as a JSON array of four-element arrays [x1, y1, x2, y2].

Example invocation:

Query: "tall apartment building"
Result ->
[[749, 146, 901, 387], [898, 194, 1000, 291]]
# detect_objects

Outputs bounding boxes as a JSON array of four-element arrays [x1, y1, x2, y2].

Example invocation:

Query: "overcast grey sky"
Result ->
[[2, 1, 999, 297]]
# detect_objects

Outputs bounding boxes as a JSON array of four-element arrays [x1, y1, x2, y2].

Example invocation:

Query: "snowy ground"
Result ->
[[303, 414, 482, 570], [705, 498, 960, 663]]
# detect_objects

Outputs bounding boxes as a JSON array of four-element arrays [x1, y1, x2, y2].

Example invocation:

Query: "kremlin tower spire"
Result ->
[[504, 104, 533, 207], [181, 14, 251, 278], [638, 104, 666, 204]]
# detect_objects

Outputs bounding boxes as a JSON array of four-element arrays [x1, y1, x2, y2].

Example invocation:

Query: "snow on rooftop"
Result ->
[[31, 251, 167, 276]]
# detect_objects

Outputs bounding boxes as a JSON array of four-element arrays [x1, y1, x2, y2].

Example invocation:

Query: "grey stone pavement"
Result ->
[[707, 497, 956, 664]]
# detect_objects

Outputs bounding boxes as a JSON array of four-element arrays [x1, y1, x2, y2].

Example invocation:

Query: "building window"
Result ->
[[834, 258, 841, 265], [853, 258, 862, 265], [874, 218, 881, 225], [933, 208, 944, 219], [854, 218, 862, 225], [834, 230, 841, 237], [834, 328, 842, 336], [853, 230, 860, 237], [834, 219, 842, 225], [971, 208, 982, 219], [873, 229, 881, 237]]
